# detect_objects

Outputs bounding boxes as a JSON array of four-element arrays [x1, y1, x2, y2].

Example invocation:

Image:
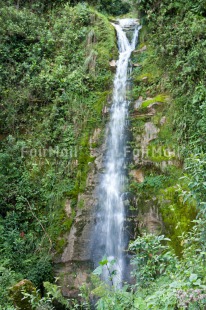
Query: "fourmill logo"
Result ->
[[124, 145, 181, 161], [21, 146, 78, 159]]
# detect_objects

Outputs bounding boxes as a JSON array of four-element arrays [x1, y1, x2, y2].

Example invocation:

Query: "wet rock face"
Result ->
[[55, 261, 92, 298], [55, 128, 104, 297], [130, 95, 177, 236], [139, 206, 163, 235], [142, 122, 160, 148], [61, 193, 96, 263]]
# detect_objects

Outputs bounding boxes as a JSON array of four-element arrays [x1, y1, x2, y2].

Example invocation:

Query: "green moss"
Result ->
[[129, 161, 196, 256], [78, 199, 84, 209], [152, 111, 164, 126], [56, 238, 67, 255], [93, 90, 111, 115], [48, 203, 75, 253], [62, 217, 74, 231], [142, 94, 167, 108], [132, 42, 163, 102], [133, 61, 161, 85], [10, 279, 39, 310], [159, 186, 197, 256], [147, 144, 177, 162], [138, 26, 149, 45]]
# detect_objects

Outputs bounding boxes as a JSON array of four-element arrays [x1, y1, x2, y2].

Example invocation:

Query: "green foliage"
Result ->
[[19, 281, 74, 309], [132, 175, 166, 191], [135, 0, 206, 154], [26, 258, 53, 287], [43, 281, 70, 308], [129, 234, 177, 287], [96, 0, 131, 16], [2, 0, 131, 15], [0, 267, 21, 308], [141, 94, 167, 108], [137, 0, 206, 17], [93, 256, 117, 286], [91, 222, 206, 309], [184, 154, 206, 206], [0, 2, 117, 308], [95, 287, 134, 310]]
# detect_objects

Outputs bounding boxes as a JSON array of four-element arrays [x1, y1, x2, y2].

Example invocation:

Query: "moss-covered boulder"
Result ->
[[10, 279, 39, 310]]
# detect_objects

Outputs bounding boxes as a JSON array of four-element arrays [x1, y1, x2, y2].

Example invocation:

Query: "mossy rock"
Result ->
[[10, 279, 39, 310]]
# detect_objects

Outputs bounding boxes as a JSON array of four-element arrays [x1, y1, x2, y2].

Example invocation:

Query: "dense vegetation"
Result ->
[[0, 1, 119, 308], [1, 0, 130, 15], [0, 0, 205, 309]]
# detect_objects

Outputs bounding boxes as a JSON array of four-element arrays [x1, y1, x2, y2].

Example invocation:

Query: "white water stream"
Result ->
[[93, 19, 141, 286]]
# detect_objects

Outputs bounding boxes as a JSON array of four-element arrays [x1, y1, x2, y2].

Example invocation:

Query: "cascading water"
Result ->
[[93, 19, 141, 286]]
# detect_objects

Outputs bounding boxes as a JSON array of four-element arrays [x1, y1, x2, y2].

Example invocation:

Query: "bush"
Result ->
[[129, 234, 177, 287]]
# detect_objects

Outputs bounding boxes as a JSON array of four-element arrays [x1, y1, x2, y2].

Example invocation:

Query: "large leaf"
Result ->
[[93, 266, 103, 276]]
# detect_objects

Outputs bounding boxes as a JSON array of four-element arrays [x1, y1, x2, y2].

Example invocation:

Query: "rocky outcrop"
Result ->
[[142, 122, 160, 148], [55, 129, 104, 297], [134, 96, 143, 109], [130, 169, 144, 183], [130, 94, 179, 236], [139, 206, 163, 235], [134, 45, 147, 53], [132, 63, 142, 68], [109, 60, 117, 72]]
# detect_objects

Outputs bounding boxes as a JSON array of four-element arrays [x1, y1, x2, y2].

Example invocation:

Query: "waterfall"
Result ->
[[93, 19, 141, 287]]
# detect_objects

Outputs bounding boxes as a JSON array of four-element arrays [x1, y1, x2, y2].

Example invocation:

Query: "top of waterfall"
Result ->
[[117, 18, 139, 28]]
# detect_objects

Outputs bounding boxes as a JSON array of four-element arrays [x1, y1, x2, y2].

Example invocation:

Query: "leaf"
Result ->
[[189, 273, 198, 282], [134, 297, 147, 309], [99, 256, 108, 266], [110, 259, 116, 265], [169, 281, 182, 288], [193, 279, 201, 286], [0, 266, 6, 273], [111, 270, 117, 276], [93, 266, 103, 276]]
